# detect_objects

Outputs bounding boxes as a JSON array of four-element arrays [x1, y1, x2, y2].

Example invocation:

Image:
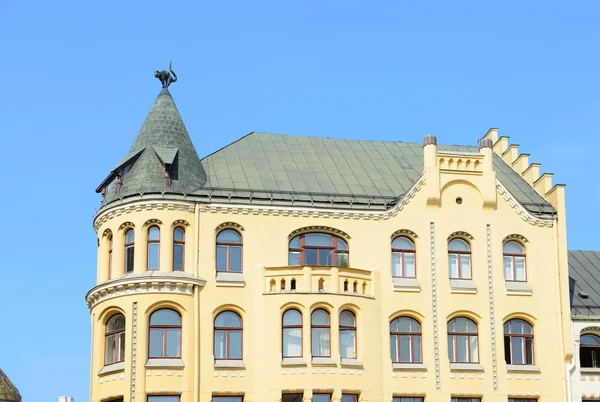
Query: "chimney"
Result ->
[[423, 134, 440, 206]]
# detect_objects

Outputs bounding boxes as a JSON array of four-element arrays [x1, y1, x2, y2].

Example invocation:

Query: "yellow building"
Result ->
[[87, 87, 573, 402]]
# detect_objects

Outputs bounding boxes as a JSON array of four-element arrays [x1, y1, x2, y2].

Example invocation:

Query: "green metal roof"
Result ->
[[569, 250, 600, 317], [0, 369, 21, 402]]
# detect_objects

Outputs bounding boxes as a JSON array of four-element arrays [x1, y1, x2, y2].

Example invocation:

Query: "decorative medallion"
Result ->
[[447, 231, 474, 241], [391, 229, 418, 239], [216, 222, 245, 232], [288, 226, 351, 240]]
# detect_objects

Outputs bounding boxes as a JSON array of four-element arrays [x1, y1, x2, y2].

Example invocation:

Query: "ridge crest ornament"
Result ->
[[154, 61, 178, 88]]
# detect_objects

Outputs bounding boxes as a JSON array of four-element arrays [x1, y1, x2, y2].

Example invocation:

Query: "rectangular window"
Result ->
[[312, 394, 331, 402], [341, 395, 358, 402], [508, 399, 537, 402], [173, 243, 184, 271], [125, 246, 134, 272], [311, 327, 331, 357], [216, 246, 228, 271], [148, 397, 180, 402], [214, 330, 227, 359], [148, 243, 159, 270], [340, 330, 356, 358], [282, 394, 303, 402], [393, 398, 424, 402], [212, 397, 243, 402], [230, 246, 242, 272], [450, 399, 481, 402], [166, 328, 181, 357], [149, 328, 164, 357], [288, 251, 300, 266], [283, 327, 302, 357]]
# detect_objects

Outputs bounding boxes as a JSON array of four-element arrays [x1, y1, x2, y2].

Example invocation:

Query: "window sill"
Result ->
[[311, 357, 336, 367], [505, 281, 533, 296], [98, 361, 125, 375], [281, 357, 307, 367], [506, 364, 540, 373], [450, 279, 477, 294], [392, 363, 426, 371], [581, 367, 600, 374], [450, 363, 484, 372], [145, 358, 185, 369], [214, 359, 245, 369], [393, 278, 421, 292], [340, 358, 363, 368], [215, 271, 245, 287]]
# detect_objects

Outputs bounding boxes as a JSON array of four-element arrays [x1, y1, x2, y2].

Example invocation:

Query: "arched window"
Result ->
[[173, 227, 185, 271], [124, 228, 135, 273], [288, 233, 349, 267], [390, 317, 422, 363], [149, 309, 181, 358], [448, 317, 479, 363], [108, 234, 113, 278], [214, 311, 243, 360], [392, 237, 416, 278], [503, 241, 526, 282], [504, 319, 533, 365], [105, 314, 125, 365], [147, 226, 160, 270], [339, 310, 357, 359], [580, 333, 600, 368], [448, 238, 471, 279], [216, 229, 243, 272], [311, 309, 331, 357], [282, 309, 302, 358]]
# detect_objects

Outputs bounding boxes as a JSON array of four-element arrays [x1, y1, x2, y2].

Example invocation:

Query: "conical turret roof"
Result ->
[[97, 88, 206, 204], [0, 369, 21, 402]]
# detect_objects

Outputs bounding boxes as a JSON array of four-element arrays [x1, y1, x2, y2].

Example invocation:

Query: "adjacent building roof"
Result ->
[[0, 369, 21, 402], [97, 90, 554, 218], [569, 250, 600, 317]]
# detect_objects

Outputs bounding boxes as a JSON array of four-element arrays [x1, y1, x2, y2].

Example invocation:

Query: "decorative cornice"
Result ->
[[216, 222, 245, 232], [503, 234, 529, 243], [119, 222, 135, 231], [86, 272, 206, 309], [172, 219, 190, 228], [496, 180, 553, 228], [144, 218, 162, 227], [391, 229, 418, 239], [95, 201, 195, 231], [448, 231, 474, 241], [102, 229, 112, 238], [288, 226, 350, 240]]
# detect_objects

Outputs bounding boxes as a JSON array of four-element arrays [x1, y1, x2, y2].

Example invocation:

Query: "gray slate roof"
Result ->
[[98, 90, 554, 218], [569, 250, 600, 317]]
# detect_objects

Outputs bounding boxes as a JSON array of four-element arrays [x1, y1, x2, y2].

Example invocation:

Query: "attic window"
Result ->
[[578, 291, 589, 299]]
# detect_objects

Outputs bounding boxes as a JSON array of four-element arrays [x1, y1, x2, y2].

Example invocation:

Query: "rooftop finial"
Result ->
[[154, 61, 178, 88]]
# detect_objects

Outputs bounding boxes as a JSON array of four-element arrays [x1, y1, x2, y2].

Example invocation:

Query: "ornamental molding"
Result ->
[[503, 234, 529, 243], [94, 201, 195, 231], [288, 226, 350, 240], [495, 180, 553, 228], [172, 219, 190, 228], [486, 224, 499, 391], [429, 222, 441, 390], [86, 272, 206, 309], [144, 219, 162, 227], [581, 326, 600, 334], [448, 231, 474, 241], [391, 229, 418, 239], [130, 302, 137, 402], [119, 222, 135, 231], [102, 229, 112, 238], [216, 222, 245, 232]]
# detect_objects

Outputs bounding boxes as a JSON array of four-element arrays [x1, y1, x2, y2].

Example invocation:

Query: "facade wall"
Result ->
[[88, 148, 572, 401]]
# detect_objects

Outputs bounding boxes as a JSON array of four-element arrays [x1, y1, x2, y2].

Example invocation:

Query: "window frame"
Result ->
[[173, 227, 185, 271], [214, 311, 243, 360], [216, 229, 243, 273], [448, 317, 479, 363], [580, 333, 600, 368], [311, 394, 331, 402], [148, 308, 182, 359], [124, 228, 135, 273], [504, 319, 534, 365], [147, 226, 160, 271], [108, 234, 113, 279], [104, 313, 125, 365], [339, 310, 357, 359], [282, 309, 303, 358], [390, 316, 422, 364], [503, 240, 527, 282], [391, 236, 416, 278], [311, 308, 331, 358], [448, 238, 472, 279], [288, 232, 349, 267]]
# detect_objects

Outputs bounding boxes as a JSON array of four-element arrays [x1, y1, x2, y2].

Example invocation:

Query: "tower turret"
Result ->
[[0, 369, 21, 402]]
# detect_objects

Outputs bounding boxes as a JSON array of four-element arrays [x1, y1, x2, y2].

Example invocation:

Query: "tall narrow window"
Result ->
[[448, 317, 479, 363], [108, 234, 113, 278], [448, 238, 471, 279], [504, 319, 534, 365], [124, 228, 135, 273], [392, 236, 416, 278], [339, 310, 357, 359], [173, 227, 185, 271], [288, 233, 349, 267], [282, 309, 302, 358], [580, 333, 600, 368], [214, 311, 243, 360], [311, 309, 331, 357], [503, 241, 526, 282], [312, 394, 331, 402], [147, 226, 160, 270], [216, 229, 242, 272], [149, 309, 181, 358], [390, 316, 422, 363], [105, 314, 125, 365]]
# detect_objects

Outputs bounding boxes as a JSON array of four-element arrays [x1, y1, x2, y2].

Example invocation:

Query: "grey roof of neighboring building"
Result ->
[[97, 90, 555, 218], [569, 250, 600, 317]]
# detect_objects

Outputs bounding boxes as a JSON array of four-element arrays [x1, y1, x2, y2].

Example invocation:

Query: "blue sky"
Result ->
[[1, 1, 599, 400]]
